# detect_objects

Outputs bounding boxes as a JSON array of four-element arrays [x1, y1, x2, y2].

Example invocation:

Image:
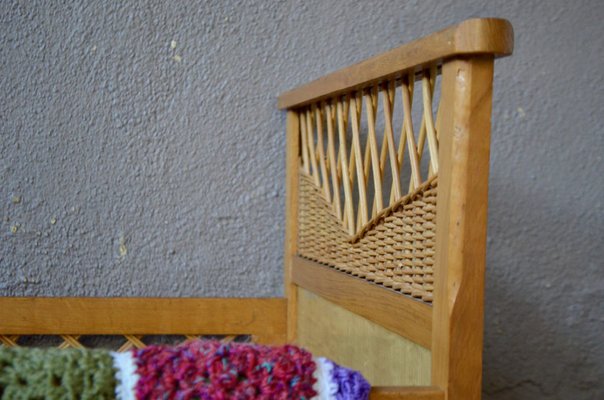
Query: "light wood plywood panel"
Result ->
[[292, 256, 432, 348], [296, 287, 431, 386]]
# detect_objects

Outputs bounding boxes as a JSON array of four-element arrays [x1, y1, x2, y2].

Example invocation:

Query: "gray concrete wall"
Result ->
[[1, 1, 602, 398]]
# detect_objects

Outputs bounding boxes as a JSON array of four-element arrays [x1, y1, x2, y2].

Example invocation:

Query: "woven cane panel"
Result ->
[[298, 68, 441, 235], [296, 66, 442, 304], [298, 172, 436, 303], [0, 334, 249, 352]]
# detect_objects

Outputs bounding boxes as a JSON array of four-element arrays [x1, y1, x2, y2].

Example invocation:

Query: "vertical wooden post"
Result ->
[[431, 56, 495, 400], [284, 110, 300, 342]]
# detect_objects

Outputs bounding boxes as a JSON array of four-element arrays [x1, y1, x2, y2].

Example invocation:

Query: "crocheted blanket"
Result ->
[[0, 340, 370, 400]]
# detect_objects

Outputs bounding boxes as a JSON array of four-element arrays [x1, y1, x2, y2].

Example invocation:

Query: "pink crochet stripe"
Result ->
[[133, 340, 317, 400]]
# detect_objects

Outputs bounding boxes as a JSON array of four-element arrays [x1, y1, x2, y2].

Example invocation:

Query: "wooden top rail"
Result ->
[[277, 18, 513, 109], [0, 297, 286, 337]]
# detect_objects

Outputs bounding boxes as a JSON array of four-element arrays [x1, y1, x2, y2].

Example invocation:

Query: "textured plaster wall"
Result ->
[[1, 0, 602, 398]]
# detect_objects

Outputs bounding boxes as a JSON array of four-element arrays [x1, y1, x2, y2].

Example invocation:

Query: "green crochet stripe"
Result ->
[[0, 347, 117, 400]]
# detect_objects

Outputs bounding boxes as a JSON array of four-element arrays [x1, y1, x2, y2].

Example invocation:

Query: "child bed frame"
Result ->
[[0, 18, 513, 400]]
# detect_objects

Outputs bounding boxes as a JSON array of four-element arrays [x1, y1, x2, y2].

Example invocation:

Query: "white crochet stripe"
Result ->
[[312, 357, 338, 400], [111, 351, 139, 400]]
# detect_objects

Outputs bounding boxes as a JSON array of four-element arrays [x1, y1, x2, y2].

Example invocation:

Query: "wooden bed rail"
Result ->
[[0, 297, 287, 345], [278, 18, 513, 109]]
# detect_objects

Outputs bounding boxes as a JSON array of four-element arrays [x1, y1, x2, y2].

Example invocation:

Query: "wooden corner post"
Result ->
[[432, 56, 495, 400], [284, 110, 300, 342]]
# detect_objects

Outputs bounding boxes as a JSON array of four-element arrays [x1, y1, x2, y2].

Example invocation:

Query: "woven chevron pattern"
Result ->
[[296, 67, 441, 303]]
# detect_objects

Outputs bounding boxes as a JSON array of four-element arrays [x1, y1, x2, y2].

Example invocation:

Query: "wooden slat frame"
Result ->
[[0, 297, 286, 344]]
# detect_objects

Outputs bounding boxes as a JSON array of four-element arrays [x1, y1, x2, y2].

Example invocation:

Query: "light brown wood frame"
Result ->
[[0, 298, 287, 345], [279, 18, 513, 400]]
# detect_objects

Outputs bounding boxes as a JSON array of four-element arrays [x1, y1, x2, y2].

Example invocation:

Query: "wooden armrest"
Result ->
[[370, 387, 444, 400]]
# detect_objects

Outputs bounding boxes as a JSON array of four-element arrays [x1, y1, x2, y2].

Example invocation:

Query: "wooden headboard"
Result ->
[[279, 18, 513, 400]]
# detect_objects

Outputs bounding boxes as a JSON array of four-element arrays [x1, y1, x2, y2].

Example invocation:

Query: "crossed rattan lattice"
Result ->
[[0, 334, 244, 352], [296, 67, 441, 303]]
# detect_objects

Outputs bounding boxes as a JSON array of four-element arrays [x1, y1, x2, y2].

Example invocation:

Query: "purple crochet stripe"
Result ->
[[327, 359, 371, 400]]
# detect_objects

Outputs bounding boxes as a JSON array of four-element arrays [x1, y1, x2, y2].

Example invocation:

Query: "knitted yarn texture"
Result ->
[[133, 340, 317, 400], [0, 347, 116, 400], [0, 340, 370, 400]]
